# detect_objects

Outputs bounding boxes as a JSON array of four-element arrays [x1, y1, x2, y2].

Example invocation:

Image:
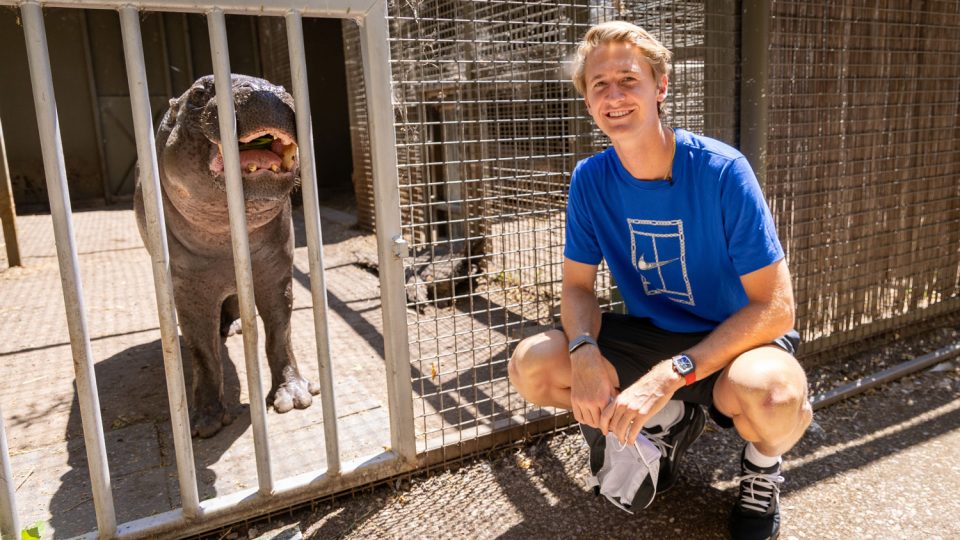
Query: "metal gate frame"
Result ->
[[0, 1, 415, 538]]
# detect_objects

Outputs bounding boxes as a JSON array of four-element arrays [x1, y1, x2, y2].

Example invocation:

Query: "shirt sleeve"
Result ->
[[564, 160, 604, 265], [720, 157, 785, 276]]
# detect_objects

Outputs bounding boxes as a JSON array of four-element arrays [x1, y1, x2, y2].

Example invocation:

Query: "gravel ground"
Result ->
[[205, 322, 960, 540]]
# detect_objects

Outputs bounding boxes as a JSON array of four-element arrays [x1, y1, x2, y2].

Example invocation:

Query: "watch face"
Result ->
[[674, 355, 695, 374]]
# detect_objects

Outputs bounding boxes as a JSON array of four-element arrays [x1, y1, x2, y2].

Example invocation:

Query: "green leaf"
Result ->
[[21, 521, 45, 540], [238, 136, 274, 151]]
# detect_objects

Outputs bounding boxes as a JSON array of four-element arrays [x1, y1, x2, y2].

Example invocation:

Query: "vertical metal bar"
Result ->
[[0, 116, 21, 268], [284, 10, 341, 475], [19, 1, 117, 536], [0, 404, 19, 539], [118, 5, 201, 519], [740, 0, 769, 186], [207, 7, 274, 494], [359, 1, 417, 464]]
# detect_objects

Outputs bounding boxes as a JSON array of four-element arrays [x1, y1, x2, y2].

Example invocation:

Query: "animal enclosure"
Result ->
[[0, 0, 958, 538]]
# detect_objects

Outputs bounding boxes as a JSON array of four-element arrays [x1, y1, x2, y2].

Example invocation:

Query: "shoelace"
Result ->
[[735, 470, 785, 513], [642, 428, 674, 458]]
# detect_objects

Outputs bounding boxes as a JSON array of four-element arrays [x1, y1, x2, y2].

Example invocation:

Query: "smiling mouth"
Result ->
[[606, 109, 633, 118], [208, 129, 299, 175]]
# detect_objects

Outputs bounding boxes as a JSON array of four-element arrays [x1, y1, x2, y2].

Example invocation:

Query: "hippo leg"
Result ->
[[178, 290, 234, 438], [257, 278, 321, 413]]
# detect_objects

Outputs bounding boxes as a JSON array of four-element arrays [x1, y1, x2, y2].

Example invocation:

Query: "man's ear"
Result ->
[[584, 95, 592, 113], [657, 74, 669, 102]]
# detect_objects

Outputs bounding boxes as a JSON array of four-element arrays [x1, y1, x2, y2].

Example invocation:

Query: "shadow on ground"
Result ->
[[49, 338, 247, 537], [252, 362, 958, 539]]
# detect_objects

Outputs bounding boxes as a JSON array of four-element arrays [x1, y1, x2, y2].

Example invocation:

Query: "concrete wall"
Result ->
[[0, 8, 103, 207]]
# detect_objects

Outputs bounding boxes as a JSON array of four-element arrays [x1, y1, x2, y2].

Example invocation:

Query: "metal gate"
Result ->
[[0, 0, 414, 537]]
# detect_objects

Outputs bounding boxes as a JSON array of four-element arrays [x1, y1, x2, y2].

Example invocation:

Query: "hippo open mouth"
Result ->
[[208, 129, 299, 178]]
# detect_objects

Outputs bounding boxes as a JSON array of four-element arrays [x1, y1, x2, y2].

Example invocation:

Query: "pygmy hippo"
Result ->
[[134, 75, 320, 438]]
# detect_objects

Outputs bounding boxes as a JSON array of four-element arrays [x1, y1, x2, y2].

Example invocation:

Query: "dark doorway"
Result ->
[[302, 18, 354, 205]]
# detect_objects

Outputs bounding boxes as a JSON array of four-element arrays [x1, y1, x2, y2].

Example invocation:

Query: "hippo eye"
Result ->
[[186, 87, 209, 110]]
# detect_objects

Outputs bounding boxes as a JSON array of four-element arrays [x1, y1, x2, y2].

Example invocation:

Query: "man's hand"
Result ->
[[569, 345, 615, 428], [600, 360, 683, 445]]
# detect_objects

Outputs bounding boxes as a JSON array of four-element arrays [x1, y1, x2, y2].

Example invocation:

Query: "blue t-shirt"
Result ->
[[564, 128, 784, 333]]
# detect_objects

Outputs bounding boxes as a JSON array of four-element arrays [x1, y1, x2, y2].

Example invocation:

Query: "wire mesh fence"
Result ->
[[766, 0, 960, 355], [342, 0, 960, 454], [339, 0, 744, 452], [387, 0, 597, 453]]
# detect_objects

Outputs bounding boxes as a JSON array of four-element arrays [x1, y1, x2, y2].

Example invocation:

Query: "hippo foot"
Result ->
[[191, 403, 234, 438], [219, 318, 243, 338], [268, 377, 321, 413]]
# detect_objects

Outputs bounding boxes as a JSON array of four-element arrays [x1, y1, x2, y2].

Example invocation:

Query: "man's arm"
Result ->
[[601, 258, 795, 444], [561, 257, 616, 428], [685, 258, 795, 380]]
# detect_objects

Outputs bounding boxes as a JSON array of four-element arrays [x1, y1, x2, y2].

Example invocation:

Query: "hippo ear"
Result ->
[[166, 98, 180, 121]]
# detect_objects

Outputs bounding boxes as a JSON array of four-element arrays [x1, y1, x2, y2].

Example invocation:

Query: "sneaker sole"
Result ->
[[658, 406, 706, 493]]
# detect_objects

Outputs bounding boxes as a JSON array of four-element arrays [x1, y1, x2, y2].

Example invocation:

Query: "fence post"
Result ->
[[118, 5, 201, 518], [360, 1, 417, 465], [285, 9, 341, 476], [0, 116, 21, 268], [740, 0, 769, 186], [19, 1, 117, 535], [207, 7, 275, 494], [0, 403, 18, 539]]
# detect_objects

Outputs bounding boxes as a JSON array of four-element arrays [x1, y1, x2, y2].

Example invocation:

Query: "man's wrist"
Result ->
[[568, 334, 598, 355], [666, 362, 686, 389]]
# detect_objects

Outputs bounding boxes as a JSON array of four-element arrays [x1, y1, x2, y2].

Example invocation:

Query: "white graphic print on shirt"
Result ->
[[627, 218, 695, 306]]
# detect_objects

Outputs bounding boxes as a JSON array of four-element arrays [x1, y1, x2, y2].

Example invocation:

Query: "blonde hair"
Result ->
[[571, 21, 673, 97]]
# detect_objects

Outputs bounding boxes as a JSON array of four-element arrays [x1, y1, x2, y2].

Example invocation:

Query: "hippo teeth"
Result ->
[[281, 144, 297, 172], [212, 137, 297, 174]]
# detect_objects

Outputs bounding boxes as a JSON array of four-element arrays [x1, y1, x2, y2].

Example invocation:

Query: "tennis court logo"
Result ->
[[628, 218, 695, 306]]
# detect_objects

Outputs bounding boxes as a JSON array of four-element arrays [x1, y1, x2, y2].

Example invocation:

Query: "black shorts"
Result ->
[[596, 312, 801, 429]]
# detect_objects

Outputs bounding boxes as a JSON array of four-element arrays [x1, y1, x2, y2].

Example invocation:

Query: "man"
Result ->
[[508, 21, 812, 540]]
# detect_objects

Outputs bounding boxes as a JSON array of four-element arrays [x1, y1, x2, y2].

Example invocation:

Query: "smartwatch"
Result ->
[[568, 334, 598, 355], [671, 353, 696, 385]]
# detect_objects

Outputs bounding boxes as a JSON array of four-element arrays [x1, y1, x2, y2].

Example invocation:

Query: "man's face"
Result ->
[[582, 42, 668, 141]]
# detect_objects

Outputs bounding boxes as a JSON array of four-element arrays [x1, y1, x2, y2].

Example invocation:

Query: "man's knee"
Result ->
[[732, 349, 806, 402], [508, 329, 567, 404], [720, 347, 811, 438]]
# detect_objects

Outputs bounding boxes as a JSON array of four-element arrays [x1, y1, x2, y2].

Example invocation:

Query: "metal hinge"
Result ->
[[392, 235, 409, 259]]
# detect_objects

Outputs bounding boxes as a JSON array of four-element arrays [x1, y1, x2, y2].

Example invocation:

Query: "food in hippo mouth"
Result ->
[[209, 134, 298, 174]]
